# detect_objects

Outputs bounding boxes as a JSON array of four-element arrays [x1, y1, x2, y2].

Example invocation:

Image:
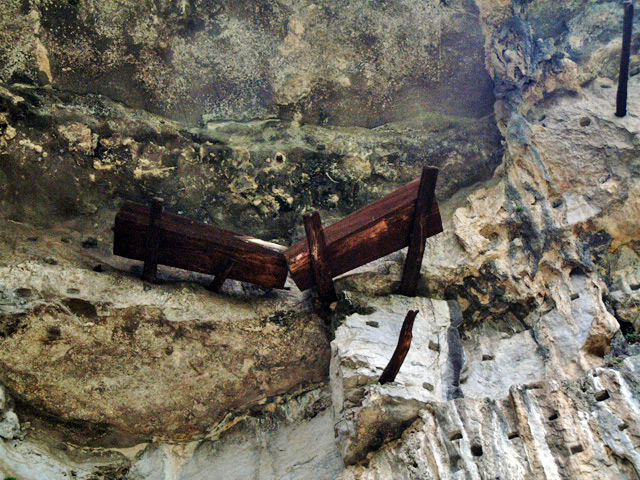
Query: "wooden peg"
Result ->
[[207, 257, 236, 292], [400, 166, 439, 297], [617, 0, 634, 117], [379, 310, 419, 384], [142, 198, 163, 282], [303, 211, 337, 306]]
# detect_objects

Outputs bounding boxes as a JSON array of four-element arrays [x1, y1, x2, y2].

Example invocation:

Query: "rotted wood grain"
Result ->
[[379, 310, 419, 385], [114, 201, 289, 289]]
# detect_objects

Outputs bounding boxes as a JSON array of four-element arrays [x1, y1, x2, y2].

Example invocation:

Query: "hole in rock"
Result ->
[[508, 431, 519, 440], [422, 382, 434, 391], [595, 390, 610, 402], [570, 444, 584, 455], [548, 412, 559, 421], [570, 293, 579, 301], [482, 354, 494, 361], [619, 422, 629, 431], [366, 320, 379, 328], [428, 341, 440, 352], [630, 283, 640, 291], [579, 117, 591, 127], [471, 444, 483, 457], [449, 430, 463, 441]]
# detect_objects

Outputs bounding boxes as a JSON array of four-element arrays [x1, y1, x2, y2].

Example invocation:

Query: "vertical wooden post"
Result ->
[[379, 310, 419, 384], [400, 166, 439, 297], [616, 0, 634, 117], [142, 198, 163, 282], [208, 257, 236, 292], [303, 211, 337, 305]]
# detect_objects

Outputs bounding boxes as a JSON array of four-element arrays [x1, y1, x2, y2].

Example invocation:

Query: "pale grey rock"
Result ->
[[127, 389, 342, 480], [0, 412, 19, 441], [331, 295, 458, 464], [340, 359, 640, 480]]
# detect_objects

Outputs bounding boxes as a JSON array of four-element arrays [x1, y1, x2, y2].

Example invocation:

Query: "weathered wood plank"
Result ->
[[304, 211, 337, 304], [379, 310, 418, 384], [142, 199, 163, 282], [284, 175, 443, 292], [400, 166, 439, 296], [114, 202, 288, 289], [207, 257, 237, 292], [616, 0, 634, 117]]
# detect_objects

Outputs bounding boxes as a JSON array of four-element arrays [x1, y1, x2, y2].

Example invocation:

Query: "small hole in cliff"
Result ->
[[428, 341, 440, 352], [482, 354, 494, 361], [422, 382, 434, 391], [275, 152, 285, 163], [449, 430, 463, 441], [366, 321, 379, 328], [15, 288, 33, 298], [508, 431, 519, 440], [619, 422, 629, 431], [548, 412, 559, 421], [570, 444, 584, 455], [552, 199, 563, 209], [471, 445, 483, 457], [630, 283, 640, 291], [595, 390, 610, 402], [579, 117, 591, 127], [570, 293, 580, 301]]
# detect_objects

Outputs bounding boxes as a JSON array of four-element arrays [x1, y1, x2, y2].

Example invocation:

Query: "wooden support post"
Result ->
[[617, 0, 634, 117], [303, 211, 337, 306], [207, 257, 236, 292], [400, 166, 439, 297], [142, 199, 163, 282], [379, 310, 419, 384]]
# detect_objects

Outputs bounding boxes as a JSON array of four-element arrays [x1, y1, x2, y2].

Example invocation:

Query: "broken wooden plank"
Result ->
[[284, 171, 442, 292], [114, 201, 288, 289], [303, 211, 337, 305], [379, 310, 419, 384], [616, 0, 635, 117], [207, 257, 237, 292], [142, 199, 163, 282], [400, 166, 439, 296]]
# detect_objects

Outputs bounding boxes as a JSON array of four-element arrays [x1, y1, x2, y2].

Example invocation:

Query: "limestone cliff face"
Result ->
[[0, 0, 639, 479]]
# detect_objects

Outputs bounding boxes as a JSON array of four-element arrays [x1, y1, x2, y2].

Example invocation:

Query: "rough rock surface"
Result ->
[[0, 0, 494, 127], [1, 0, 640, 478]]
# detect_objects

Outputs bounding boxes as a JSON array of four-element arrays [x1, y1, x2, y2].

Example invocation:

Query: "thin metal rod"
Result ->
[[616, 0, 634, 117]]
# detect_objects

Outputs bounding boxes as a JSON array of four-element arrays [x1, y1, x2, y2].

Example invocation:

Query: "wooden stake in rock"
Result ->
[[379, 310, 419, 384], [616, 0, 635, 117], [207, 257, 236, 293], [303, 211, 337, 306], [142, 198, 163, 282], [400, 166, 439, 296]]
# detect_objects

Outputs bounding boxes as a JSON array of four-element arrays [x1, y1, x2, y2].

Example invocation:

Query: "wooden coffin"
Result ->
[[284, 175, 443, 292], [113, 202, 289, 289]]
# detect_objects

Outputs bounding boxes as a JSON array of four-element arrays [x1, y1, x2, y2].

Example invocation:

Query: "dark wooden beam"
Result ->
[[285, 175, 442, 291], [114, 201, 289, 289], [303, 211, 337, 305], [400, 166, 439, 296], [207, 257, 237, 292], [379, 310, 419, 385], [616, 0, 634, 117], [142, 199, 163, 282]]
